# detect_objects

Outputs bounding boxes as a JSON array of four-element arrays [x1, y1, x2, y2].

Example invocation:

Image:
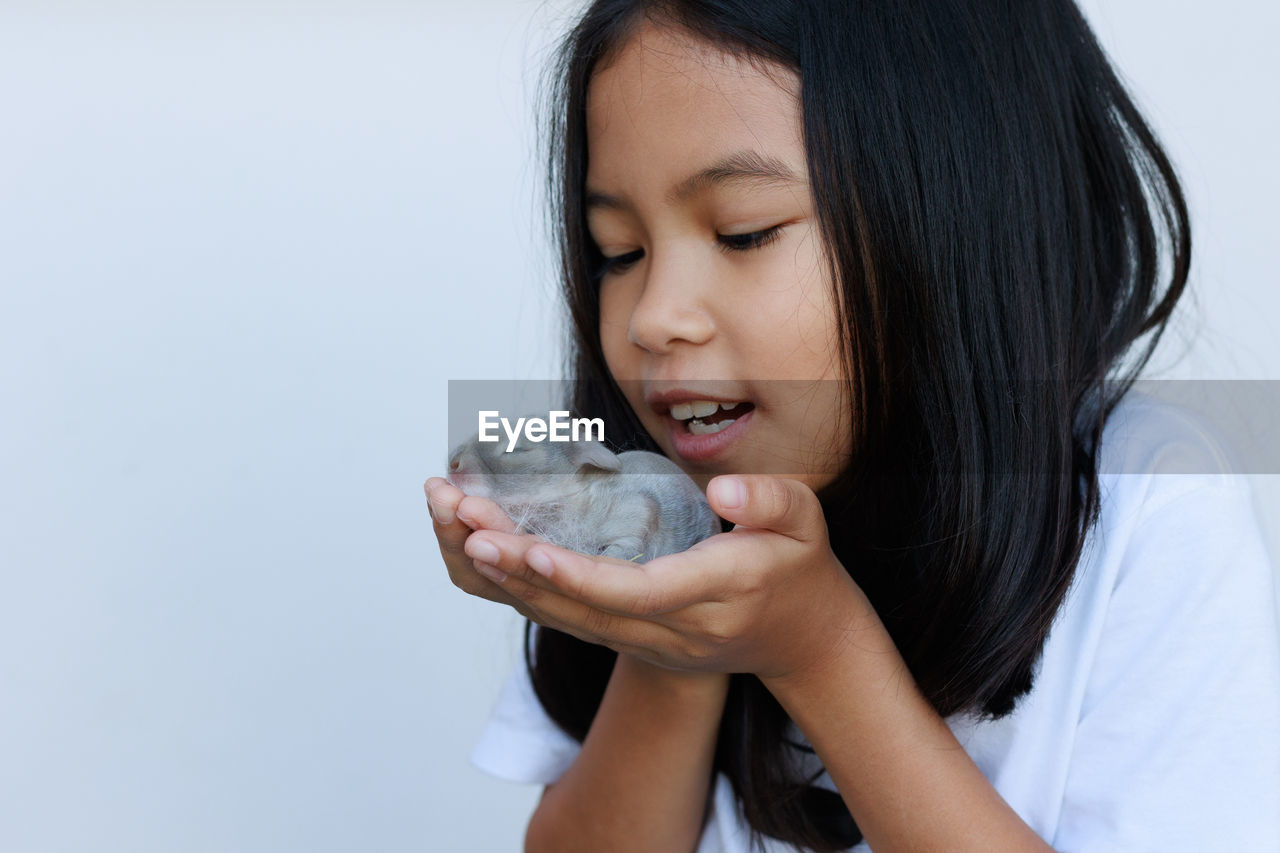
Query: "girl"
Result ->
[[426, 1, 1280, 850]]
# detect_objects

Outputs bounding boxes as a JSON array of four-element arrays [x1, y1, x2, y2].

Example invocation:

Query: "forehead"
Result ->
[[585, 22, 803, 189]]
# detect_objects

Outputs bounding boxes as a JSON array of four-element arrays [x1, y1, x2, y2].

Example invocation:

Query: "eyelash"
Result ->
[[715, 224, 785, 254], [595, 225, 786, 278]]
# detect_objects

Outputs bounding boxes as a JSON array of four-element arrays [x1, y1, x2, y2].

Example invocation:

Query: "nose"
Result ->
[[446, 450, 471, 489], [625, 249, 715, 354]]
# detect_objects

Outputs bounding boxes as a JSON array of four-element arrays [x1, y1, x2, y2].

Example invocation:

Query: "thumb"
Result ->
[[706, 475, 827, 542]]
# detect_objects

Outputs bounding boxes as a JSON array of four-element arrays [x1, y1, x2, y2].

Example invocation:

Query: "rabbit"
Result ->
[[446, 428, 722, 562]]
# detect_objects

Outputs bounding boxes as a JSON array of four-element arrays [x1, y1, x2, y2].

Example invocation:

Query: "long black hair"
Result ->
[[525, 1, 1191, 849]]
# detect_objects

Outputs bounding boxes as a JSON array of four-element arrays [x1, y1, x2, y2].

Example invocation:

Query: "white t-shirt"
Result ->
[[469, 392, 1280, 851]]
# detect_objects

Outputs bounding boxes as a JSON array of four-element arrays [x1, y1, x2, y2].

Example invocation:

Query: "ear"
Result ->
[[572, 440, 622, 473]]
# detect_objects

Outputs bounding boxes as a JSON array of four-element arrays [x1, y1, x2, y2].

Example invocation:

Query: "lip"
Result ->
[[666, 406, 755, 463], [643, 386, 752, 416]]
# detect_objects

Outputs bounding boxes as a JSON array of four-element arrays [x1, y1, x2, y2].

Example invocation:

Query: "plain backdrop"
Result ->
[[0, 1, 1277, 851]]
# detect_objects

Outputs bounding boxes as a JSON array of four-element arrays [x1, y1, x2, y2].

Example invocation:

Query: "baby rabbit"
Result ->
[[447, 429, 722, 562]]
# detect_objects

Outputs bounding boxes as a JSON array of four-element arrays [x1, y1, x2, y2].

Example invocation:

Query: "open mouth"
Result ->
[[668, 400, 755, 435]]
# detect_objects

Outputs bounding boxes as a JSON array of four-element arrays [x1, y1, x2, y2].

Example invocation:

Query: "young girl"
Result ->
[[426, 1, 1280, 850]]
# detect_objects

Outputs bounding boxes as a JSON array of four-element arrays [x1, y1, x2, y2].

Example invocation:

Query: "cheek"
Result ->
[[598, 284, 633, 376], [800, 292, 842, 359], [744, 242, 842, 372], [794, 240, 843, 369], [596, 286, 667, 442], [792, 240, 842, 353]]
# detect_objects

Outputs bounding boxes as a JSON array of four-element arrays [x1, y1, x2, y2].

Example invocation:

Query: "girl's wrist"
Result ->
[[615, 652, 732, 699]]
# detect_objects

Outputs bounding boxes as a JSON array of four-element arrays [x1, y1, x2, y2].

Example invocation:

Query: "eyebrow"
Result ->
[[585, 150, 803, 212]]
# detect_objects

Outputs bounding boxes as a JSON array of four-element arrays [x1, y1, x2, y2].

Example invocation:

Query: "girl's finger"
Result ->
[[463, 530, 539, 581], [425, 480, 516, 553], [426, 478, 522, 600], [455, 494, 519, 535], [423, 480, 621, 648], [425, 478, 465, 530], [463, 528, 626, 594], [706, 475, 828, 543], [484, 565, 685, 655], [518, 540, 746, 617]]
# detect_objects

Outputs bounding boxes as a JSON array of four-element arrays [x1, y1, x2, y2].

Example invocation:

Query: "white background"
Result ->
[[0, 1, 1276, 850]]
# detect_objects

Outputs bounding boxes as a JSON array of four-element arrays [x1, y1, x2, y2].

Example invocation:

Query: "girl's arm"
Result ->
[[525, 654, 730, 853], [760, 596, 1054, 853], [425, 481, 729, 851], [461, 475, 1054, 849]]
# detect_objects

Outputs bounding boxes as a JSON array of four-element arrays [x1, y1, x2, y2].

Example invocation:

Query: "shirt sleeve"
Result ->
[[1052, 478, 1280, 852], [469, 627, 584, 785]]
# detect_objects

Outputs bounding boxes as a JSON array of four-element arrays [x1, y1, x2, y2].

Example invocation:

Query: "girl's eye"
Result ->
[[592, 225, 785, 280], [597, 248, 644, 278], [716, 224, 785, 253]]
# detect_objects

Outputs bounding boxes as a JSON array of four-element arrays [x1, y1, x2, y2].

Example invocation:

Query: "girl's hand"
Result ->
[[426, 477, 708, 661], [425, 476, 527, 609], [458, 474, 876, 682]]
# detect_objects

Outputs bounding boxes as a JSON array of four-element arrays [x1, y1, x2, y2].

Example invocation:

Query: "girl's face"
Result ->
[[586, 22, 851, 491]]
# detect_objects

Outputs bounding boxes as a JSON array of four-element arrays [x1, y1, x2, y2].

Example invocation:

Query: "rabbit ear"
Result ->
[[572, 440, 622, 472]]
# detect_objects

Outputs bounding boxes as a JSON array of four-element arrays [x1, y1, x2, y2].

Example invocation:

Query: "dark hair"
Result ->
[[525, 1, 1190, 850]]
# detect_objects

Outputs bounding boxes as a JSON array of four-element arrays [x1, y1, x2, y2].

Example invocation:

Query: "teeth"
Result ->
[[669, 400, 743, 421], [687, 418, 736, 436], [690, 400, 719, 418]]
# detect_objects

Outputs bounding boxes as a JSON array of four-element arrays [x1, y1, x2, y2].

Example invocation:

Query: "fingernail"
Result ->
[[712, 478, 745, 509], [470, 540, 500, 565], [526, 549, 554, 577], [474, 562, 507, 584], [431, 500, 455, 525]]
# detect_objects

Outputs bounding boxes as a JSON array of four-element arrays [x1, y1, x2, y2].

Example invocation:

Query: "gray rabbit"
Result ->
[[447, 429, 722, 562]]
